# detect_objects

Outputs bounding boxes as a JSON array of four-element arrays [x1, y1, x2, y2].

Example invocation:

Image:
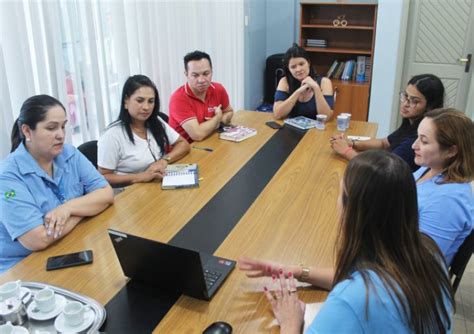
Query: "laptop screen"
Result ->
[[108, 229, 207, 297]]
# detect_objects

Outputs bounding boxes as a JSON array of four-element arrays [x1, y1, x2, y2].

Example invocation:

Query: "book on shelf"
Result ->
[[284, 116, 318, 130], [364, 57, 372, 83], [351, 62, 357, 81], [162, 163, 199, 190], [356, 56, 366, 82], [306, 38, 327, 48], [219, 125, 257, 142], [341, 60, 355, 81], [334, 61, 345, 79], [327, 60, 339, 78]]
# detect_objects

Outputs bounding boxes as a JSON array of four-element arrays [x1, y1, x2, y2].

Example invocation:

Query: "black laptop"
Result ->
[[108, 229, 235, 301]]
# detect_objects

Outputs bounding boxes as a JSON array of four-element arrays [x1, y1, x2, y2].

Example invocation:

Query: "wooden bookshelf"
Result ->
[[300, 1, 378, 121]]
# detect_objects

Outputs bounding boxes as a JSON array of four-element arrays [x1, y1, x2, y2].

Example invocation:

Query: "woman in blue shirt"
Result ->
[[412, 108, 474, 265], [331, 74, 444, 171], [0, 95, 114, 272], [239, 151, 453, 333], [273, 44, 334, 120]]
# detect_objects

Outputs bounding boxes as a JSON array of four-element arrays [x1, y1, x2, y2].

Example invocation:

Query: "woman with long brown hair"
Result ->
[[412, 108, 474, 265], [239, 150, 453, 333]]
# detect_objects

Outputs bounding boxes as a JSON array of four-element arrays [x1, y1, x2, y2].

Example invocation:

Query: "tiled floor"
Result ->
[[453, 257, 474, 334]]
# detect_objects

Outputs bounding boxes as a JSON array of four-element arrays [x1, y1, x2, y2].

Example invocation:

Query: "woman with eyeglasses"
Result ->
[[0, 95, 114, 273], [330, 74, 444, 171], [97, 75, 190, 187]]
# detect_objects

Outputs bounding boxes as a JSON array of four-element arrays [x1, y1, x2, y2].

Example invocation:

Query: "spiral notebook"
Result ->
[[162, 164, 199, 190]]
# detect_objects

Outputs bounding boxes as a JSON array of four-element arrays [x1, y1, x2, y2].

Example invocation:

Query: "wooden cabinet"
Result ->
[[299, 1, 377, 121]]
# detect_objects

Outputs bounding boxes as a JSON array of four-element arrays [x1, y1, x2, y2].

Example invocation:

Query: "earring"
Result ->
[[26, 138, 31, 142]]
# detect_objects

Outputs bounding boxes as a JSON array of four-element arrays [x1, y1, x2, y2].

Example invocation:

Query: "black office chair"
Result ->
[[77, 140, 98, 169], [158, 111, 169, 123], [449, 229, 474, 294]]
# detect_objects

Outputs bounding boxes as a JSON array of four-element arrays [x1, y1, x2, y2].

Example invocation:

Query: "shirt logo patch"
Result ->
[[4, 190, 15, 200]]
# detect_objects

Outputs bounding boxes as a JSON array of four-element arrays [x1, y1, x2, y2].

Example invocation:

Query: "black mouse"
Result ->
[[203, 321, 233, 334]]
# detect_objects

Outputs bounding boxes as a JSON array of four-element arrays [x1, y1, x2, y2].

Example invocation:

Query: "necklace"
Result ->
[[131, 126, 147, 134]]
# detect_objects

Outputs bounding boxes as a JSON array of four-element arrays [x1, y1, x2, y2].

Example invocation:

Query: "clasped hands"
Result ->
[[238, 257, 305, 332], [296, 77, 320, 96], [330, 134, 353, 156], [44, 205, 72, 239]]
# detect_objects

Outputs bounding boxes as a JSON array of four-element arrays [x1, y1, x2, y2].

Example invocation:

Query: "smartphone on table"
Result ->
[[265, 121, 283, 129], [46, 250, 93, 271]]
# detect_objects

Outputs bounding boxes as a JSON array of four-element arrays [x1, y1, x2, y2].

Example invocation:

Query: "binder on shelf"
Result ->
[[356, 56, 366, 82], [219, 125, 257, 142], [162, 164, 199, 190]]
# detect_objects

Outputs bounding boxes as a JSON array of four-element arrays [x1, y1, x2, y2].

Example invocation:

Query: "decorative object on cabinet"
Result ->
[[300, 1, 378, 121]]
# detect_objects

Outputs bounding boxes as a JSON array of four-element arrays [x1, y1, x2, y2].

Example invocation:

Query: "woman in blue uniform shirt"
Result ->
[[0, 95, 114, 272], [239, 151, 453, 333], [273, 44, 334, 120], [412, 108, 473, 265]]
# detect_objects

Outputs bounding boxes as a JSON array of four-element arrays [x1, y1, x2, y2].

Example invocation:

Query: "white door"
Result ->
[[402, 0, 473, 110]]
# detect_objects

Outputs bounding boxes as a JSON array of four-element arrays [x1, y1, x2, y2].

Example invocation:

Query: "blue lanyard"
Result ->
[[43, 178, 66, 204]]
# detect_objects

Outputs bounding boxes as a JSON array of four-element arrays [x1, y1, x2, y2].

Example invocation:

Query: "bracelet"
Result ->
[[342, 146, 353, 156], [300, 264, 310, 282]]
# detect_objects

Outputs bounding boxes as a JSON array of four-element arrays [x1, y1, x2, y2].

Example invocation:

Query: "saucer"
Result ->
[[54, 308, 95, 333], [27, 295, 67, 321], [0, 323, 29, 334], [11, 326, 29, 334]]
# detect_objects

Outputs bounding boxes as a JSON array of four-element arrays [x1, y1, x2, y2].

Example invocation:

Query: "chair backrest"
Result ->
[[77, 140, 98, 169], [449, 229, 474, 293], [158, 111, 169, 123]]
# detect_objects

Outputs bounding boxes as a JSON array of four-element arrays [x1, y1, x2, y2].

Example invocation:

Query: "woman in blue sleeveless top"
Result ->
[[273, 44, 334, 120]]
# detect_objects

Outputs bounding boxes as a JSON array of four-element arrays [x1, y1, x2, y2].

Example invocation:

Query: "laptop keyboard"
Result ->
[[204, 269, 222, 289]]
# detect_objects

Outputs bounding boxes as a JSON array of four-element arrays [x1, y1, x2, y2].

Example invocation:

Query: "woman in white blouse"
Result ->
[[98, 75, 190, 187]]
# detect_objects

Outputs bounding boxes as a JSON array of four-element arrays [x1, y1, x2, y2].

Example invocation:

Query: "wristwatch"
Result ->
[[161, 155, 171, 162]]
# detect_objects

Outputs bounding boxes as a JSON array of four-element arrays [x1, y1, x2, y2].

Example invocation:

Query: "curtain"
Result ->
[[0, 0, 245, 159]]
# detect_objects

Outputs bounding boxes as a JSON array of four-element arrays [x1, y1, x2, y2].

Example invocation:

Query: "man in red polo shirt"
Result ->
[[169, 51, 233, 142]]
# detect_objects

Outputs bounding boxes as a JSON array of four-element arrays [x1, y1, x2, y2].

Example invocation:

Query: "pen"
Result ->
[[193, 146, 214, 152]]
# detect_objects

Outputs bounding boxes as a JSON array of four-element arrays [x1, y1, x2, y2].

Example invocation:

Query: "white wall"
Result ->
[[265, 0, 297, 57], [368, 0, 410, 137], [244, 0, 297, 110], [244, 0, 267, 110]]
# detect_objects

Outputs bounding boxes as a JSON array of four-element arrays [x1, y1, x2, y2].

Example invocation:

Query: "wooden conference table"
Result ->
[[0, 111, 377, 333]]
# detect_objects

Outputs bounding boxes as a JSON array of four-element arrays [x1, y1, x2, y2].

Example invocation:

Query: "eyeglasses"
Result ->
[[399, 92, 424, 108]]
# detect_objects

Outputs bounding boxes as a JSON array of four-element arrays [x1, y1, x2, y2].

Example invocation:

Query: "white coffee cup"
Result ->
[[0, 281, 21, 302], [34, 288, 55, 313], [63, 301, 86, 327], [315, 114, 328, 130], [337, 115, 348, 131], [0, 321, 14, 334], [340, 113, 351, 129]]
